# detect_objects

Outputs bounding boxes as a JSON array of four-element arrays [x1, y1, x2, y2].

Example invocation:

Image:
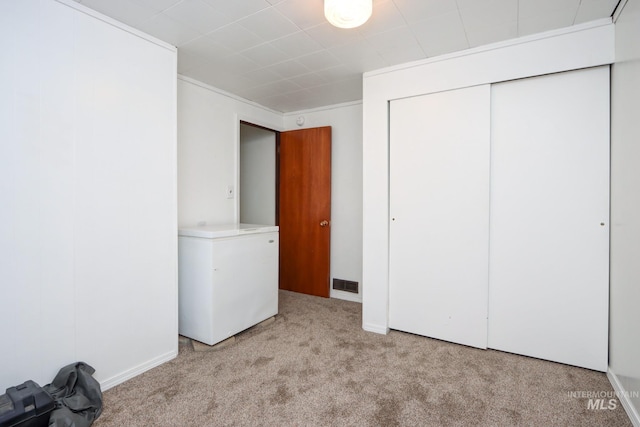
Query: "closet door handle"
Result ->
[[320, 220, 329, 227]]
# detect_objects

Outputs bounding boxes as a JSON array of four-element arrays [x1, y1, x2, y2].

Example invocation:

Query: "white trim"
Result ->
[[178, 75, 284, 117], [170, 52, 180, 357], [236, 114, 284, 133], [100, 350, 178, 391], [608, 368, 640, 427], [54, 0, 176, 52], [364, 18, 612, 79], [362, 323, 389, 335], [283, 100, 363, 117], [331, 289, 362, 303], [613, 0, 629, 23]]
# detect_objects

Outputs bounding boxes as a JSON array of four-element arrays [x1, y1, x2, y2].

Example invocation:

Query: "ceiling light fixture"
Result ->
[[324, 0, 372, 29]]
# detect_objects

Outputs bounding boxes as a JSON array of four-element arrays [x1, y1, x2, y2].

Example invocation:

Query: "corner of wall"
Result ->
[[608, 369, 640, 427]]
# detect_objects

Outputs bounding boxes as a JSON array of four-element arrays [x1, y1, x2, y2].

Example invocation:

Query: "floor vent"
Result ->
[[333, 278, 359, 294]]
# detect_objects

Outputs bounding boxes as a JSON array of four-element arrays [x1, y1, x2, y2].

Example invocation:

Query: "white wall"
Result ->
[[610, 0, 640, 422], [240, 124, 276, 226], [284, 103, 363, 302], [0, 0, 177, 391], [361, 20, 615, 334], [178, 77, 283, 227], [179, 80, 362, 302]]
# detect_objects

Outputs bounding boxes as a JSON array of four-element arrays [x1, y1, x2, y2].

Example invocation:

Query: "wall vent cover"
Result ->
[[333, 278, 359, 293]]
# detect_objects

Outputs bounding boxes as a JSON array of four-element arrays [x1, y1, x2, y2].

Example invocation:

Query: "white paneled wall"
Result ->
[[177, 77, 283, 228], [0, 0, 177, 390], [178, 81, 362, 303], [610, 0, 640, 421]]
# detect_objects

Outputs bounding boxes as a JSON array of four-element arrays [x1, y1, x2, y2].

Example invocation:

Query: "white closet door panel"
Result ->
[[389, 85, 491, 349], [488, 67, 610, 371]]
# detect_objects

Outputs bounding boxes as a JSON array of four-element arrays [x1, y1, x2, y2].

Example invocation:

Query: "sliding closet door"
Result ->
[[488, 67, 610, 371], [389, 85, 491, 349]]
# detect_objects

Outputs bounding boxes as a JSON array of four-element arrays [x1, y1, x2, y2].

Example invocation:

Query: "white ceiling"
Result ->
[[73, 0, 620, 112]]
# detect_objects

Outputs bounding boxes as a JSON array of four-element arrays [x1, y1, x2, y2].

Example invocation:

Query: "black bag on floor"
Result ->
[[43, 362, 102, 427]]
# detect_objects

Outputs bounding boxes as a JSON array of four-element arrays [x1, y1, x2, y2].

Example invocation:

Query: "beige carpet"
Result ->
[[94, 290, 631, 426]]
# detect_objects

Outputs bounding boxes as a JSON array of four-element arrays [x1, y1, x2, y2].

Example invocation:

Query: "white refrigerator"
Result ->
[[178, 224, 279, 345]]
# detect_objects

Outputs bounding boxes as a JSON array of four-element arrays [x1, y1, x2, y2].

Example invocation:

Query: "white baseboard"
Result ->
[[363, 322, 389, 335], [608, 368, 640, 427], [99, 349, 178, 391], [330, 289, 362, 303]]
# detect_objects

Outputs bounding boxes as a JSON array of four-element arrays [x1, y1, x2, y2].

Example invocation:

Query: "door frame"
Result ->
[[236, 120, 332, 298]]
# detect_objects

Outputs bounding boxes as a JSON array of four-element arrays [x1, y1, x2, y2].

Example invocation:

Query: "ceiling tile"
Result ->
[[236, 7, 300, 41], [261, 79, 305, 94], [201, 0, 271, 21], [137, 12, 201, 46], [254, 93, 292, 111], [214, 54, 261, 74], [329, 40, 388, 73], [305, 22, 366, 49], [466, 21, 518, 47], [288, 72, 329, 88], [264, 92, 312, 111], [366, 27, 426, 65], [574, 0, 618, 24], [163, 0, 229, 34], [377, 44, 425, 65], [295, 50, 343, 70], [247, 79, 304, 101], [74, 0, 612, 112], [303, 77, 363, 107], [366, 26, 420, 54], [186, 64, 253, 92], [131, 0, 182, 13], [177, 50, 209, 73], [275, 91, 320, 112], [356, 0, 407, 38], [241, 68, 283, 87], [518, 0, 580, 19], [518, 6, 579, 36], [262, 60, 310, 79], [179, 36, 233, 62], [79, 0, 154, 27], [275, 0, 326, 30], [206, 23, 263, 52], [240, 43, 290, 67], [393, 0, 459, 24], [410, 10, 469, 57], [315, 64, 360, 83], [323, 77, 363, 100], [458, 0, 517, 33], [244, 84, 285, 100], [270, 31, 324, 58]]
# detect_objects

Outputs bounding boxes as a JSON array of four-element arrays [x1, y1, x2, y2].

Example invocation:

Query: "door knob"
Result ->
[[320, 220, 329, 227]]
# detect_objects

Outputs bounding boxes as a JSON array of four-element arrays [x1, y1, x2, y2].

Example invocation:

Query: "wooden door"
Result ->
[[278, 126, 331, 297], [389, 85, 491, 349], [488, 67, 610, 371]]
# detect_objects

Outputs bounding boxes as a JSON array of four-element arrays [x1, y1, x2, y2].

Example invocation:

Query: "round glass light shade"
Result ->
[[324, 0, 372, 29]]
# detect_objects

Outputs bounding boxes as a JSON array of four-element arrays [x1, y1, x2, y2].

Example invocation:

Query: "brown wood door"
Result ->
[[278, 126, 331, 297]]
